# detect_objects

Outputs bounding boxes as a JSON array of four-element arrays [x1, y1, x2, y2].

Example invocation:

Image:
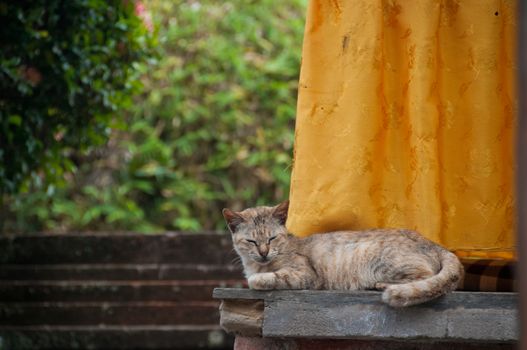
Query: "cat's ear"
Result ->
[[222, 208, 245, 234], [272, 200, 289, 226]]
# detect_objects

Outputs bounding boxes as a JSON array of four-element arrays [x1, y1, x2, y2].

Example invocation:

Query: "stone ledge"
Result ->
[[213, 288, 518, 343]]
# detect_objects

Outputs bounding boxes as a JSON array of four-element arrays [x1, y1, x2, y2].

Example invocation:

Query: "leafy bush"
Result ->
[[0, 0, 154, 194], [4, 0, 307, 233]]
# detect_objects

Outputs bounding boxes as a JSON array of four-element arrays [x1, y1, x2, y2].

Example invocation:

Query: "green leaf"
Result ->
[[8, 115, 22, 126]]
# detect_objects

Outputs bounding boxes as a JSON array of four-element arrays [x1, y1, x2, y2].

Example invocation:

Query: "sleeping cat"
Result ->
[[222, 201, 464, 307]]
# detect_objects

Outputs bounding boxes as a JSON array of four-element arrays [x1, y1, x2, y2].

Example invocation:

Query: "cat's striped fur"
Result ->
[[223, 201, 464, 307]]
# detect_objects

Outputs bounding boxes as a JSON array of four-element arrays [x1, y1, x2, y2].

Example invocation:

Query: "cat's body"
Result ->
[[223, 201, 464, 307]]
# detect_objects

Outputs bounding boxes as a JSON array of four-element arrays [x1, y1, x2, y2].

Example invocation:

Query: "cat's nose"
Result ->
[[259, 248, 269, 257]]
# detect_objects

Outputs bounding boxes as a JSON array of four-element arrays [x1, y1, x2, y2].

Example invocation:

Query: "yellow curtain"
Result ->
[[287, 0, 517, 260]]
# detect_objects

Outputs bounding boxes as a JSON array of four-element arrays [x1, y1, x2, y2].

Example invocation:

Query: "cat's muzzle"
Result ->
[[255, 256, 271, 264]]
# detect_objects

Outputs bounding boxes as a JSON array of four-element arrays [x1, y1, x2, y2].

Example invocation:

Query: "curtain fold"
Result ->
[[287, 0, 517, 260]]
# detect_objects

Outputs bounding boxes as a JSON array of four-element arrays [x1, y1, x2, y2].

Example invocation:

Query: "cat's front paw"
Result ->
[[375, 282, 390, 290], [248, 272, 277, 290]]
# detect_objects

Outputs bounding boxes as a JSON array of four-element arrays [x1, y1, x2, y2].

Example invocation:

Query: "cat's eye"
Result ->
[[268, 236, 277, 244], [246, 239, 257, 245]]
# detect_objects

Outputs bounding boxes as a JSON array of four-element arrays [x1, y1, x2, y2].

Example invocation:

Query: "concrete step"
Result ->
[[0, 263, 244, 281], [214, 288, 519, 344], [0, 233, 236, 265], [0, 280, 245, 302], [0, 325, 233, 349], [0, 301, 219, 326]]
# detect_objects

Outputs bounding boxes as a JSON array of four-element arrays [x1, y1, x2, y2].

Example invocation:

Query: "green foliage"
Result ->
[[0, 0, 154, 194], [4, 0, 307, 233]]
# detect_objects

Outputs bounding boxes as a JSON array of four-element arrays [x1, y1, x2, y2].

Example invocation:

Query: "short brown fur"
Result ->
[[222, 201, 464, 307]]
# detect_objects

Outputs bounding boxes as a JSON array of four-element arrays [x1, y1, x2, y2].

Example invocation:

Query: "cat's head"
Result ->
[[222, 201, 289, 265]]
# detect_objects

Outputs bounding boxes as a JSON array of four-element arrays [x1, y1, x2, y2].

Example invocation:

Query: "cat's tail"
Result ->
[[381, 249, 464, 307]]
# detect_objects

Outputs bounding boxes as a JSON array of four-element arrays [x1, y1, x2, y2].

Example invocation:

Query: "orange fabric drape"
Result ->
[[287, 0, 517, 260]]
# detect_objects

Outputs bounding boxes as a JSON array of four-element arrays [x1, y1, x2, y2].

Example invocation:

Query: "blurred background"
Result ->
[[0, 2, 306, 349], [1, 0, 307, 234]]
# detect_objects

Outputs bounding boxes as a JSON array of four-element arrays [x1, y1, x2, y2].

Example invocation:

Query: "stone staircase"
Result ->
[[0, 233, 245, 349]]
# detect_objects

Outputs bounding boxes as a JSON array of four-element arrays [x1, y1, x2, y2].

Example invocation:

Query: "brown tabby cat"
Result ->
[[222, 201, 464, 307]]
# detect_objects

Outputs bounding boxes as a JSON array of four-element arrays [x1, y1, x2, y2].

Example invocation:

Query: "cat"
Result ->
[[222, 201, 464, 307]]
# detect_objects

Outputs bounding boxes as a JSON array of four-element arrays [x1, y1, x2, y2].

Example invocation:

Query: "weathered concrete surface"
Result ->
[[233, 336, 515, 350], [219, 299, 264, 336], [213, 289, 519, 343]]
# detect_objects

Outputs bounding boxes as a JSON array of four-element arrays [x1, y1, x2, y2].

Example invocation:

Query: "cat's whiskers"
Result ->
[[230, 254, 243, 268]]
